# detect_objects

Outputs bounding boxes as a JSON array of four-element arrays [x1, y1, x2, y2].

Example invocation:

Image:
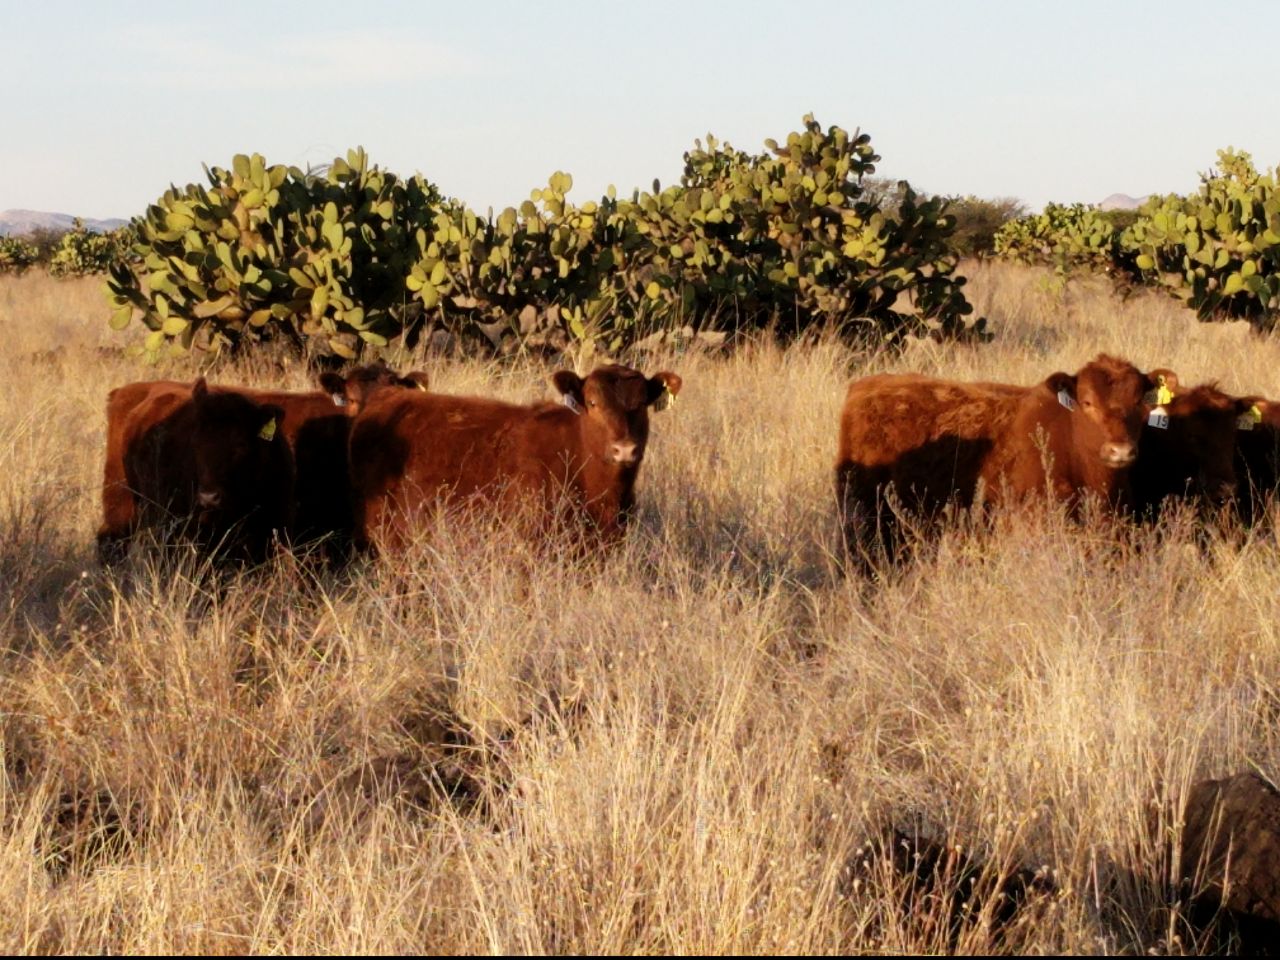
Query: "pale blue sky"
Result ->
[[3, 0, 1277, 220]]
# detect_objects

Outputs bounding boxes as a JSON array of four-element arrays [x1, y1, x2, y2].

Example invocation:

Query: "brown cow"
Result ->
[[345, 363, 682, 553], [97, 377, 293, 564], [1130, 375, 1267, 518], [1233, 398, 1280, 527], [97, 364, 427, 565], [835, 354, 1171, 566]]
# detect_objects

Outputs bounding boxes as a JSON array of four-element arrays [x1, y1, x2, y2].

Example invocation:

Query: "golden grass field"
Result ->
[[1, 262, 1278, 953]]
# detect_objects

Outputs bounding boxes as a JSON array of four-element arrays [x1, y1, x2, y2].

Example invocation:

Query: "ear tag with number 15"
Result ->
[[1146, 407, 1169, 430]]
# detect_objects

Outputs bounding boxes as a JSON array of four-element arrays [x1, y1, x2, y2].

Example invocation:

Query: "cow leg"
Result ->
[[97, 477, 138, 566], [837, 463, 896, 575]]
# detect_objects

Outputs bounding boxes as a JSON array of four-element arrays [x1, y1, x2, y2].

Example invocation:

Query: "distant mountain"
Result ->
[[1098, 193, 1147, 211], [0, 209, 128, 236]]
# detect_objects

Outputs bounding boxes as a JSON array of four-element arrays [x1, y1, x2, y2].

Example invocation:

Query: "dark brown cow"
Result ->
[[345, 363, 682, 553], [1233, 398, 1280, 526], [97, 364, 427, 565], [1131, 374, 1267, 518], [97, 378, 293, 564], [835, 354, 1171, 566]]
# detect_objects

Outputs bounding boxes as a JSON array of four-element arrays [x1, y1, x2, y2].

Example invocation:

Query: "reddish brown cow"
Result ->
[[835, 354, 1171, 566], [97, 378, 293, 564], [1233, 399, 1280, 526], [1130, 375, 1267, 518], [345, 363, 682, 553], [97, 364, 427, 564]]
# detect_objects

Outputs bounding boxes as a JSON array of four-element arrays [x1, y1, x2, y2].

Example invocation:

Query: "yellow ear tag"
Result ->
[[416, 381, 428, 393], [1157, 384, 1174, 406], [258, 417, 277, 441], [1238, 404, 1263, 431]]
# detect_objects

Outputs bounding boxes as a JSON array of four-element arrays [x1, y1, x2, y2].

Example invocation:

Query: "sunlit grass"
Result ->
[[0, 262, 1276, 952]]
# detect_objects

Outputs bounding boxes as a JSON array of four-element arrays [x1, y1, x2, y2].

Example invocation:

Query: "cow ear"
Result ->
[[1144, 368, 1179, 405], [647, 371, 682, 410], [1236, 397, 1267, 429], [1045, 372, 1075, 399], [552, 370, 585, 402], [317, 372, 346, 397], [400, 371, 430, 393]]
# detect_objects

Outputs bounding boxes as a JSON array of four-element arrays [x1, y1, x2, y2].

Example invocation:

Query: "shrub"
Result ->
[[0, 236, 38, 274]]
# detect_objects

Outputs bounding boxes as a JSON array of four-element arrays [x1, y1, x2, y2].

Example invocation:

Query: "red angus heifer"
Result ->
[[345, 364, 682, 553], [1233, 398, 1280, 526], [1131, 375, 1267, 518], [97, 378, 293, 564], [97, 364, 427, 564], [836, 354, 1171, 567]]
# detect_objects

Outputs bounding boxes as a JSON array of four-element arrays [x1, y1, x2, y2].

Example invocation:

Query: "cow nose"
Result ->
[[1100, 441, 1136, 467], [197, 489, 222, 509], [609, 441, 639, 465]]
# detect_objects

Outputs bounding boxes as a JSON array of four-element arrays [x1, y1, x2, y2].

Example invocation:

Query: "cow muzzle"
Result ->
[[1099, 441, 1136, 468], [197, 489, 223, 514], [608, 441, 640, 466]]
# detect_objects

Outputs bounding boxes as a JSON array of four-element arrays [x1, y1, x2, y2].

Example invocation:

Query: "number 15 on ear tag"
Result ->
[[1147, 407, 1169, 430]]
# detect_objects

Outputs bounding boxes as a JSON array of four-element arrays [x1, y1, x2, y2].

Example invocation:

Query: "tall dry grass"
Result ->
[[0, 263, 1278, 953]]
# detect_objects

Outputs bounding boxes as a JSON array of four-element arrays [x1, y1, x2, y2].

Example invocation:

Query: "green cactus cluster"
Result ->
[[1121, 149, 1280, 323], [993, 203, 1119, 274], [106, 116, 983, 362], [48, 220, 134, 277], [105, 149, 442, 358], [0, 236, 39, 274]]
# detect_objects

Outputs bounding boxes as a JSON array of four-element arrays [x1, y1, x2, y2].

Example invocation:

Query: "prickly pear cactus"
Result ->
[[993, 204, 1118, 274], [1122, 149, 1280, 326]]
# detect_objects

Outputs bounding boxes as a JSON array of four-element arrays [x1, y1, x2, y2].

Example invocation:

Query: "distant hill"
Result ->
[[0, 209, 127, 236], [1098, 193, 1147, 211]]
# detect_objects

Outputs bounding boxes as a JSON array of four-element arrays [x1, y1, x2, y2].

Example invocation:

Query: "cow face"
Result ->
[[1047, 356, 1174, 469], [190, 378, 286, 524], [553, 365, 683, 467], [1164, 389, 1268, 504], [319, 363, 429, 416]]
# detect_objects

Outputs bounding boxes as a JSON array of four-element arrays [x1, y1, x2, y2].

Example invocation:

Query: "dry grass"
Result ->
[[1, 263, 1278, 953]]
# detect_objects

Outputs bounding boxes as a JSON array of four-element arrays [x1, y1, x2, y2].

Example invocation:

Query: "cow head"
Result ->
[[1046, 355, 1175, 469], [318, 362, 430, 416], [190, 377, 286, 524], [1158, 386, 1268, 504], [552, 364, 683, 467]]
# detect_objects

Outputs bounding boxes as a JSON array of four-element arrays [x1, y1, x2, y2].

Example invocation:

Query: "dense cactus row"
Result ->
[[995, 149, 1280, 328], [104, 116, 983, 362]]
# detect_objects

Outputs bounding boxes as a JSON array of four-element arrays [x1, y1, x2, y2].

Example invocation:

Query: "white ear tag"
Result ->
[[561, 393, 583, 415], [1057, 389, 1075, 411], [1147, 407, 1169, 430], [331, 392, 347, 407]]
